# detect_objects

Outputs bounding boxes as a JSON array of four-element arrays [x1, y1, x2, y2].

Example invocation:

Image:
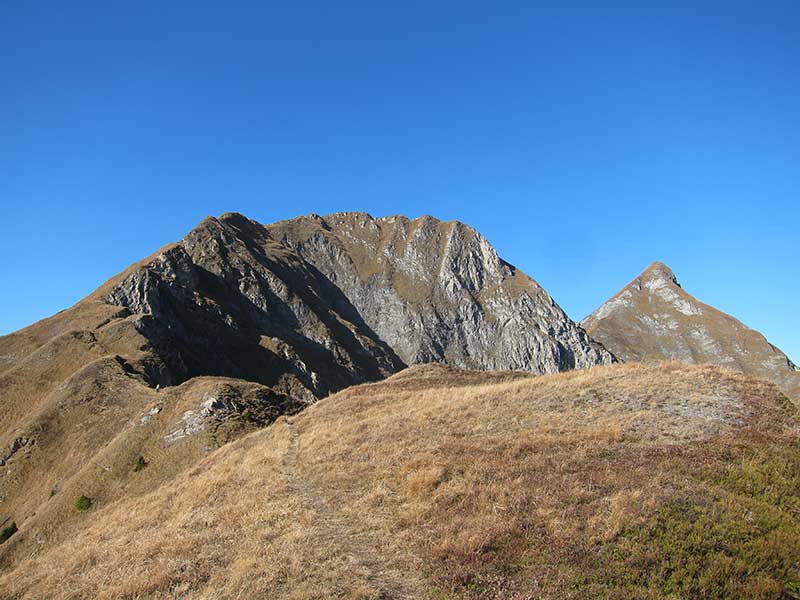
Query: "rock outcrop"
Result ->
[[102, 214, 406, 402], [583, 261, 800, 404]]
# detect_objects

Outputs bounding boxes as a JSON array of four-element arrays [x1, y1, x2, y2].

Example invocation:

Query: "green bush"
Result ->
[[592, 441, 800, 599], [75, 495, 92, 511], [0, 522, 17, 544], [133, 456, 148, 472]]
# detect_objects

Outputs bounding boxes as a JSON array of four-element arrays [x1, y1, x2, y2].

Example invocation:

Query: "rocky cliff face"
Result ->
[[100, 212, 613, 399], [1, 211, 617, 455], [266, 212, 614, 374], [583, 261, 800, 404], [102, 214, 405, 402]]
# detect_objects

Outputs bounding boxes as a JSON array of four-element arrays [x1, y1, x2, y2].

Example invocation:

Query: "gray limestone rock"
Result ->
[[104, 211, 615, 402]]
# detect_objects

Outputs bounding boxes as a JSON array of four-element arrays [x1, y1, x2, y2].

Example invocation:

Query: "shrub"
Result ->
[[594, 441, 800, 598], [133, 456, 148, 472], [0, 522, 17, 544], [75, 495, 92, 511]]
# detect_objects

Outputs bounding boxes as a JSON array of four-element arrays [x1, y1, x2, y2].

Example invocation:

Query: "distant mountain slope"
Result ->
[[2, 362, 797, 599], [582, 261, 800, 403]]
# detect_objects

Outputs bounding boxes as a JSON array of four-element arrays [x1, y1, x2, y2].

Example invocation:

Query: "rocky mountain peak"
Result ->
[[2, 211, 615, 417], [264, 212, 614, 372], [217, 211, 256, 227], [583, 262, 800, 404], [93, 211, 617, 400], [640, 261, 679, 286]]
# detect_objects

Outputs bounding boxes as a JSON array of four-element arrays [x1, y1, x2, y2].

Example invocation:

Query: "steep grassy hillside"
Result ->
[[0, 359, 302, 573], [2, 363, 797, 599]]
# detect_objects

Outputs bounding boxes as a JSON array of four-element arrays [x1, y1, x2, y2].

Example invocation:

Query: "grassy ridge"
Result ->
[[2, 363, 798, 599]]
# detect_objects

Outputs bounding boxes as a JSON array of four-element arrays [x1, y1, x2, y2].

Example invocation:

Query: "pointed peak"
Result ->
[[218, 212, 258, 227], [186, 215, 225, 236], [188, 212, 254, 233], [640, 261, 678, 285], [218, 211, 247, 221], [180, 213, 268, 249]]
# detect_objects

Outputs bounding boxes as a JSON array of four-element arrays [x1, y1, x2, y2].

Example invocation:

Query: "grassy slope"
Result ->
[[0, 360, 302, 569], [0, 295, 303, 572], [1, 362, 798, 599], [0, 236, 312, 567]]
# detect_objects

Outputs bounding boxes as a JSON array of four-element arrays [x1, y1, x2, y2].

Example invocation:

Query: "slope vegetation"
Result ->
[[2, 363, 797, 599]]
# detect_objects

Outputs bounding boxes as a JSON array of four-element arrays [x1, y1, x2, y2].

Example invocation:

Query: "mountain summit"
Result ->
[[582, 261, 800, 403], [97, 211, 614, 402], [264, 212, 614, 372]]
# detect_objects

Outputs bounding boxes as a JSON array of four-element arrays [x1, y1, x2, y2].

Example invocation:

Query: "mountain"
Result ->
[[264, 212, 613, 373], [0, 211, 613, 571], [582, 261, 800, 404], [2, 362, 797, 599], [2, 217, 798, 599], [96, 211, 614, 398]]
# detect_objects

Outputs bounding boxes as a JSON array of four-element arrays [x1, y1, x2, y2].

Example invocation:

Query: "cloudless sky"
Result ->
[[2, 2, 799, 361]]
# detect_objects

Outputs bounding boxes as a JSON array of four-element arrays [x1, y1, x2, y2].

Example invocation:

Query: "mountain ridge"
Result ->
[[264, 211, 614, 372], [2, 210, 616, 413]]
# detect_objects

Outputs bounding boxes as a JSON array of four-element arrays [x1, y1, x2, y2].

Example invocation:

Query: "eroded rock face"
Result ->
[[267, 213, 614, 373], [103, 212, 614, 400], [104, 215, 405, 401], [583, 261, 800, 404], [0, 437, 33, 466]]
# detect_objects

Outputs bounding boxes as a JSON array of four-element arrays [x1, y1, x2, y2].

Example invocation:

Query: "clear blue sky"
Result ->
[[2, 2, 799, 362]]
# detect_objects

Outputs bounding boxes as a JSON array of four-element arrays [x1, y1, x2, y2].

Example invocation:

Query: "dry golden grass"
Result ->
[[0, 360, 299, 572], [1, 361, 797, 599]]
